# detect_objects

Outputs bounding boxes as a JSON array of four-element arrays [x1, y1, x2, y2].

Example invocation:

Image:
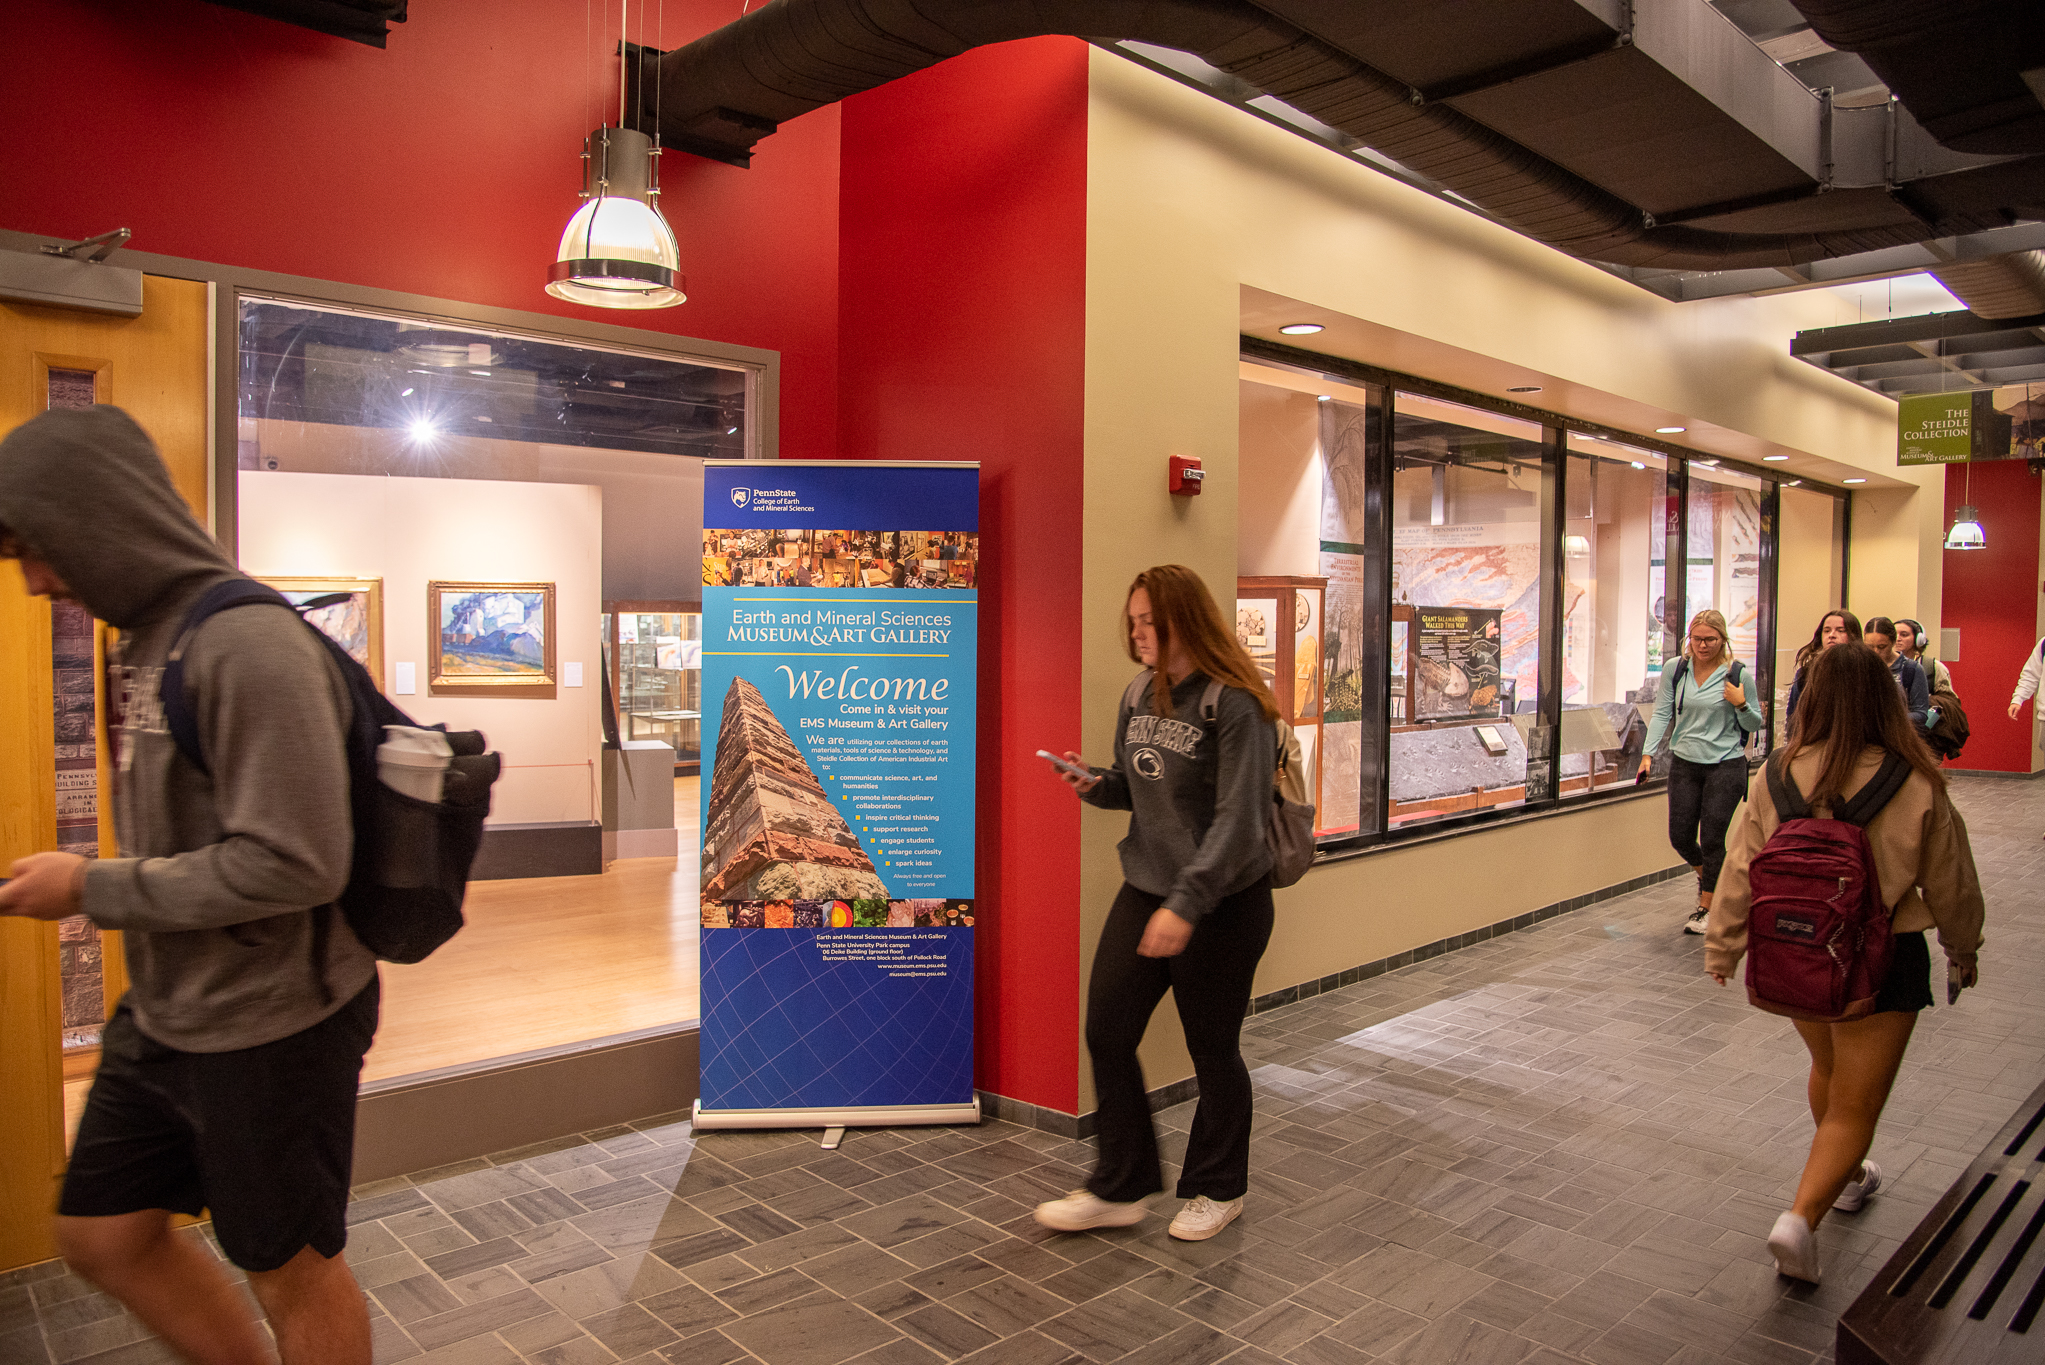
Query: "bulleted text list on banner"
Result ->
[[698, 462, 979, 1116]]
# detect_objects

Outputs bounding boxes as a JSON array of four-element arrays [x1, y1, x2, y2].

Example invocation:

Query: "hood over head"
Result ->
[[0, 406, 235, 628]]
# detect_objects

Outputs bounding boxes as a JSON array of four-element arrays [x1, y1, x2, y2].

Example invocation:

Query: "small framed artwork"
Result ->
[[428, 581, 556, 690], [262, 576, 384, 684]]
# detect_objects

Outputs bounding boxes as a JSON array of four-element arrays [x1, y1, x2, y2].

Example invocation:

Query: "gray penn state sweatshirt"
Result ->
[[1082, 670, 1276, 925], [0, 407, 372, 1052]]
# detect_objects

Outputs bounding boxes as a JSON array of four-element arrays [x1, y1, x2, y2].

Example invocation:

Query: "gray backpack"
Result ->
[[1119, 671, 1317, 888]]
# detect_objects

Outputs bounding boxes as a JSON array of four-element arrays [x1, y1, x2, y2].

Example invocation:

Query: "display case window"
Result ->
[[1240, 347, 1843, 859], [235, 294, 749, 1084]]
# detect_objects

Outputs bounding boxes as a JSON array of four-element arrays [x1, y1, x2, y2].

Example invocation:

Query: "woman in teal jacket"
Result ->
[[1638, 609, 1766, 934]]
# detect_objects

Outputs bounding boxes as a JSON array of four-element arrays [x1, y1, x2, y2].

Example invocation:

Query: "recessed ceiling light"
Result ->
[[1280, 323, 1324, 335], [407, 419, 437, 442], [400, 387, 414, 397], [1630, 461, 1646, 470], [1844, 477, 1867, 484], [1691, 458, 1719, 467], [1508, 385, 1542, 393], [1763, 455, 1789, 462], [1656, 426, 1686, 434], [1786, 479, 1803, 487], [1317, 395, 1332, 402]]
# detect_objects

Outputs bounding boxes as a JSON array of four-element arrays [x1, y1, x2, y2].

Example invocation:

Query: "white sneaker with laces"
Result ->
[[1684, 906, 1710, 935], [1168, 1195, 1243, 1241], [1767, 1211, 1822, 1283], [1833, 1160, 1882, 1213], [1033, 1190, 1146, 1232]]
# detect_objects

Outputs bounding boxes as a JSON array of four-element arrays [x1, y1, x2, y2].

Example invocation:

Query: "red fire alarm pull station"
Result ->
[[1169, 455, 1205, 496]]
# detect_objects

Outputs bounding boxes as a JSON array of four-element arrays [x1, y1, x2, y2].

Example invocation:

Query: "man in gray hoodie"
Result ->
[[0, 407, 375, 1365]]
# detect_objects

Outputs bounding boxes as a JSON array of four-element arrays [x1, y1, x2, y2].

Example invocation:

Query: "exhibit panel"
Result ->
[[1237, 576, 1331, 832], [233, 296, 750, 1083], [1688, 464, 1766, 673]]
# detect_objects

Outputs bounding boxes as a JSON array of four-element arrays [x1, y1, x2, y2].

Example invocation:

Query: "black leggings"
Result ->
[[1084, 878, 1274, 1204], [1668, 755, 1748, 893]]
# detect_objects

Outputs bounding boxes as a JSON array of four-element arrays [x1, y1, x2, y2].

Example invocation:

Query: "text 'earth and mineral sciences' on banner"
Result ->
[[695, 461, 980, 1127]]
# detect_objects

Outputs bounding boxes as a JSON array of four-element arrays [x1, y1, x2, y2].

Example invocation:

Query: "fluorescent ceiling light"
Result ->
[[1763, 454, 1788, 461], [1844, 477, 1867, 484], [1656, 426, 1686, 434], [1279, 323, 1324, 335]]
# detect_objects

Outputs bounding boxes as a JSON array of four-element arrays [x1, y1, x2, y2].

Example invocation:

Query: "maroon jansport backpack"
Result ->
[[1744, 749, 1912, 1022]]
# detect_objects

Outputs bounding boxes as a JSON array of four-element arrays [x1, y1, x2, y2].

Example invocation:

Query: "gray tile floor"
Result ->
[[8, 772, 2045, 1365]]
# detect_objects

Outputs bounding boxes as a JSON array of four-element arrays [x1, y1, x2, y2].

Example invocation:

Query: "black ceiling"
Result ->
[[1791, 309, 2045, 396], [202, 0, 406, 48], [636, 0, 2045, 277]]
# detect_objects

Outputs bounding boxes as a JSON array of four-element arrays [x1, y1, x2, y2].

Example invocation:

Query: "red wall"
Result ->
[[0, 0, 842, 457], [838, 38, 1092, 1114], [1942, 461, 2043, 771]]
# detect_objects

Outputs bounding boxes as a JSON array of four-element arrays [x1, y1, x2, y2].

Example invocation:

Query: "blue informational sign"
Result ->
[[696, 462, 980, 1121]]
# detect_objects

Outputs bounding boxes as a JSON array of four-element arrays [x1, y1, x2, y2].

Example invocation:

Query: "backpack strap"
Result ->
[[1671, 656, 1689, 721], [1119, 670, 1154, 737], [1835, 750, 1912, 828], [160, 578, 296, 777], [1763, 750, 1811, 823], [1200, 678, 1224, 725]]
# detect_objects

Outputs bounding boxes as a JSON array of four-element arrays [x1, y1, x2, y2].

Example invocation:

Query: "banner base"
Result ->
[[691, 1097, 982, 1134]]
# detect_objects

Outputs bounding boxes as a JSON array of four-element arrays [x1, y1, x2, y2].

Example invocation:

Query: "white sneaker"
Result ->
[[1168, 1195, 1243, 1241], [1833, 1160, 1882, 1213], [1033, 1189, 1146, 1232], [1768, 1211, 1822, 1283], [1684, 906, 1710, 935]]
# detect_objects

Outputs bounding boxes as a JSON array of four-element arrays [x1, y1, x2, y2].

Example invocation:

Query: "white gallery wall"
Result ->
[[238, 470, 603, 826]]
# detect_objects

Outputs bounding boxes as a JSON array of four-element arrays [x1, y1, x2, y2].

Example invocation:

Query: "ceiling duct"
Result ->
[[201, 0, 407, 48], [1930, 251, 2045, 320], [1786, 0, 2044, 155], [636, 0, 2044, 274]]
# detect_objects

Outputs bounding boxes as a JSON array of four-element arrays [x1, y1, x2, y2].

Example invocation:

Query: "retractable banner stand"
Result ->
[[694, 461, 982, 1136]]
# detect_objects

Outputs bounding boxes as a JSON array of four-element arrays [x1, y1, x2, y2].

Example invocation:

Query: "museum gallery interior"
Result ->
[[4, 0, 2045, 1360]]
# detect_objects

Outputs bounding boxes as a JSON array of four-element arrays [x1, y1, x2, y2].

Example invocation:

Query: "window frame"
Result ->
[[1240, 335, 1854, 858]]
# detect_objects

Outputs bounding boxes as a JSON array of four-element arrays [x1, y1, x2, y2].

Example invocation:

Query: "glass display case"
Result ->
[[607, 608, 702, 770]]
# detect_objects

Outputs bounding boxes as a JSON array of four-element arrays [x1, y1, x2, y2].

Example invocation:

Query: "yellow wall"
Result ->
[[1076, 47, 1935, 1110]]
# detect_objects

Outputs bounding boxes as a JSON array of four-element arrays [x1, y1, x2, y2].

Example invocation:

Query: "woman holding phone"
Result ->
[[1035, 564, 1279, 1242], [1640, 609, 1766, 934]]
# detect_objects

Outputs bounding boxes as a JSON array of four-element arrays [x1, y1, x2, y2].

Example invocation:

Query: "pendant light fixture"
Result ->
[[548, 0, 684, 309], [1945, 457, 1985, 550]]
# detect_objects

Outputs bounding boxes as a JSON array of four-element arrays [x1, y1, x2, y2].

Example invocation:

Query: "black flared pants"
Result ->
[[1083, 877, 1274, 1204]]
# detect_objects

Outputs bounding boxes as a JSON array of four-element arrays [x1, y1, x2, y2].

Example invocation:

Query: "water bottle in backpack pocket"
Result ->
[[1743, 749, 1910, 1022]]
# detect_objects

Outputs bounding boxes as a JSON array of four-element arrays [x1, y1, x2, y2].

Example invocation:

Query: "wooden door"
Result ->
[[0, 275, 209, 1272]]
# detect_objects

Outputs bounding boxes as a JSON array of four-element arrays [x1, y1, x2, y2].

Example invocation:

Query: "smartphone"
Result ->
[[1036, 749, 1092, 780]]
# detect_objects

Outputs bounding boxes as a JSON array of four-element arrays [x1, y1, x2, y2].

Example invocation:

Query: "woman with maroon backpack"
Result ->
[[1706, 642, 1983, 1283]]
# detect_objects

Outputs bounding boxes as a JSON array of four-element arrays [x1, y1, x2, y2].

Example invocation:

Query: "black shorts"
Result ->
[[1873, 931, 1934, 1014], [59, 977, 379, 1272]]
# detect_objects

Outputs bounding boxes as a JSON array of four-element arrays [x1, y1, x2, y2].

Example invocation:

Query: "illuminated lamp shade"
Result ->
[[1945, 505, 1987, 550], [547, 126, 685, 310]]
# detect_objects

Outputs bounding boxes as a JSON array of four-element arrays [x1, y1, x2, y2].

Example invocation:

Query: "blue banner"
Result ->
[[697, 462, 978, 1115]]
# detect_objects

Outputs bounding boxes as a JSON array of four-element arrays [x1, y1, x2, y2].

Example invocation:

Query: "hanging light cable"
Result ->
[[547, 0, 685, 309]]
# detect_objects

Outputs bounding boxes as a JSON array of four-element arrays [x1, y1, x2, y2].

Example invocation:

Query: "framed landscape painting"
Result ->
[[262, 576, 384, 684], [428, 581, 556, 689]]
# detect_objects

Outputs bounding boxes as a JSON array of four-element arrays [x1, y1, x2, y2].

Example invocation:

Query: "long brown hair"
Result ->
[[1793, 608, 1861, 673], [1781, 640, 1944, 808], [1124, 565, 1281, 721]]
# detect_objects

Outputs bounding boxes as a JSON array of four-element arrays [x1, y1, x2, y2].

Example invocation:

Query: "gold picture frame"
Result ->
[[428, 581, 557, 690], [261, 576, 385, 686]]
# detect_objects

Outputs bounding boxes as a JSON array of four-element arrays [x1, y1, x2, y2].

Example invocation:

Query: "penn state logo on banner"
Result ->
[[730, 487, 752, 508]]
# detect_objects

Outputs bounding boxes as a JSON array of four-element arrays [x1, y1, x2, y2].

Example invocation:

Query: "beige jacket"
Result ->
[[1705, 746, 1984, 979]]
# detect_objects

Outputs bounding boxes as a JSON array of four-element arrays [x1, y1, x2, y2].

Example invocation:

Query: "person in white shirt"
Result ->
[[2009, 638, 2044, 722]]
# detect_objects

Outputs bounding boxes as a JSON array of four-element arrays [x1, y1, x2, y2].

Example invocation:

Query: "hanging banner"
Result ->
[[694, 461, 981, 1132], [1897, 391, 2013, 464]]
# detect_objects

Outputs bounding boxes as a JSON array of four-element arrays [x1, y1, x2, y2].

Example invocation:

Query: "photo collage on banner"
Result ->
[[697, 463, 979, 1118]]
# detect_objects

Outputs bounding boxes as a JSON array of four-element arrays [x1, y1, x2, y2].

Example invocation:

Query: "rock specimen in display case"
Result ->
[[702, 678, 887, 902]]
